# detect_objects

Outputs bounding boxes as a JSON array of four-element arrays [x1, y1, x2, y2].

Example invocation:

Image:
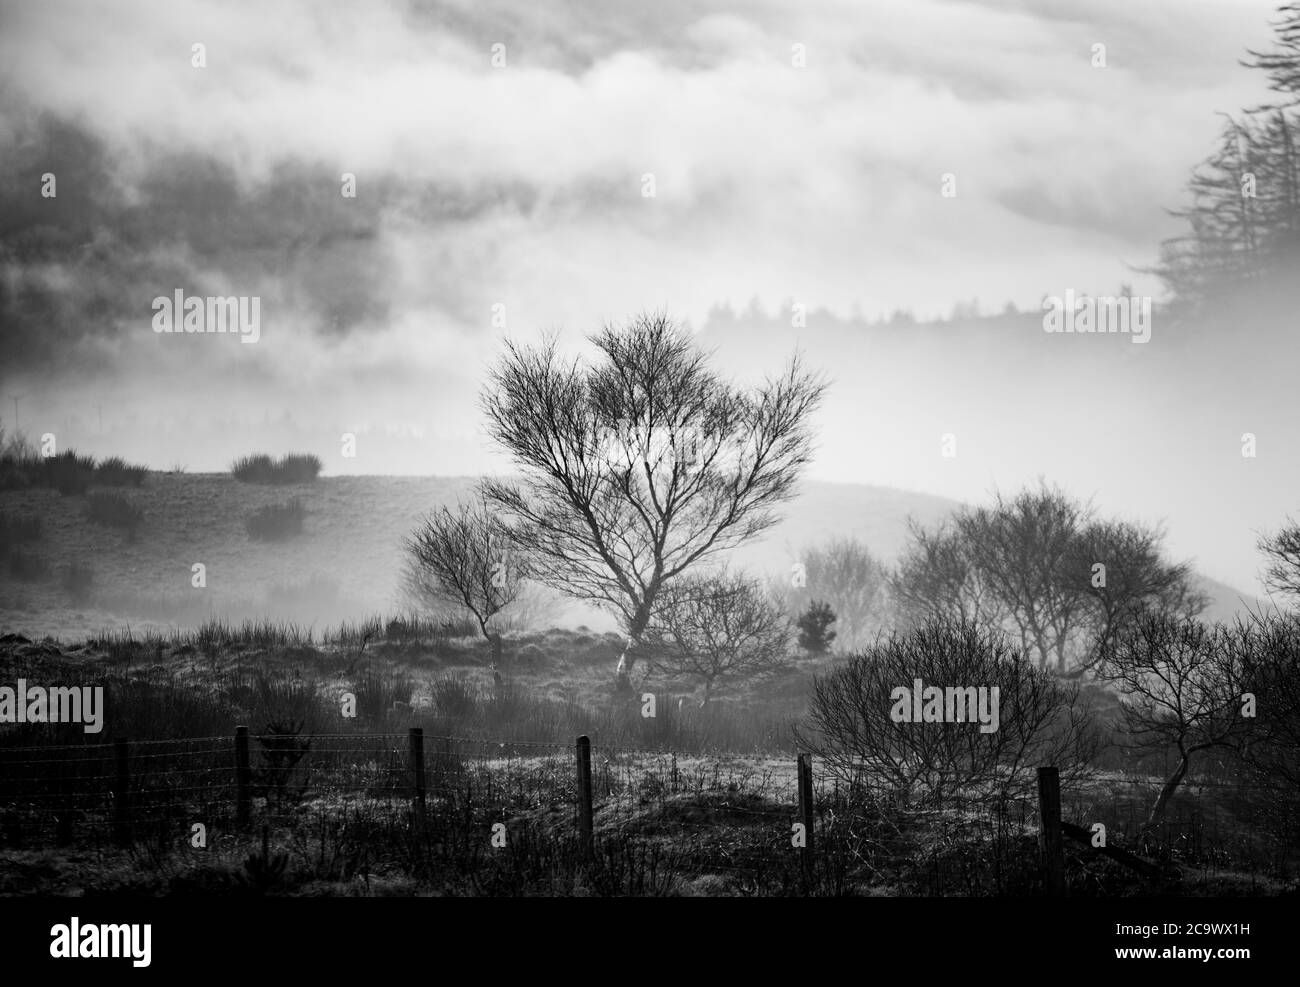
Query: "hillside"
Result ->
[[0, 472, 1262, 640]]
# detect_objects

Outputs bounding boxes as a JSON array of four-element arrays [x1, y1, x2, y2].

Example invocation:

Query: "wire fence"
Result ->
[[1, 730, 1296, 894]]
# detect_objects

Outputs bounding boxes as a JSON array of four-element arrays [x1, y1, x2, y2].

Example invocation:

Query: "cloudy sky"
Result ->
[[1, 0, 1295, 593]]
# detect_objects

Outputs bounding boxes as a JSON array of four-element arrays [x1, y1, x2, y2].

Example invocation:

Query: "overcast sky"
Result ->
[[0, 0, 1294, 594]]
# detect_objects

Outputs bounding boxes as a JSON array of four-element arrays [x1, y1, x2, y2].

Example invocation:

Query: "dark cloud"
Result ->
[[0, 109, 404, 371]]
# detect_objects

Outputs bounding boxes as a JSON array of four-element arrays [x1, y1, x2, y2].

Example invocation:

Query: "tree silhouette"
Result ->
[[646, 570, 791, 707], [404, 493, 524, 643], [796, 601, 837, 655], [480, 312, 827, 688], [1154, 7, 1300, 306], [892, 483, 1204, 676]]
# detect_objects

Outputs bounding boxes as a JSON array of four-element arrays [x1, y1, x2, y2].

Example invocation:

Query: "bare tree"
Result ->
[[480, 312, 827, 688], [770, 537, 889, 651], [796, 617, 1099, 803], [645, 570, 791, 707], [1224, 609, 1300, 852], [1258, 516, 1300, 602], [1229, 610, 1300, 791], [1096, 614, 1247, 832], [891, 518, 1005, 631], [955, 485, 1087, 674], [891, 483, 1204, 676], [1065, 517, 1207, 677], [403, 494, 524, 645]]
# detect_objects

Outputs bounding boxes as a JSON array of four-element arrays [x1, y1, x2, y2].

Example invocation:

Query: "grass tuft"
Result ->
[[231, 452, 322, 484]]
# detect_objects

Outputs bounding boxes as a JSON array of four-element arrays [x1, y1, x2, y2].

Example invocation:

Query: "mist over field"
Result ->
[[2, 0, 1296, 596]]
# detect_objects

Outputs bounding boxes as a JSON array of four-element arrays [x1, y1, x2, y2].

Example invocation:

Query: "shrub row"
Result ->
[[0, 440, 148, 495], [231, 452, 322, 485]]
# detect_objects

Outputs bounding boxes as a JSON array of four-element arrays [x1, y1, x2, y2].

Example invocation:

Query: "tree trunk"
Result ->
[[1143, 752, 1189, 833], [615, 638, 634, 690], [614, 607, 652, 688], [699, 677, 714, 709]]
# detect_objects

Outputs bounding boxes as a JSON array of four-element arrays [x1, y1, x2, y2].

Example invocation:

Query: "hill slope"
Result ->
[[0, 473, 1262, 639]]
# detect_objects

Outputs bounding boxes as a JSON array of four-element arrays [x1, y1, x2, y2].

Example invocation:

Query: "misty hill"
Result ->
[[0, 473, 1262, 640]]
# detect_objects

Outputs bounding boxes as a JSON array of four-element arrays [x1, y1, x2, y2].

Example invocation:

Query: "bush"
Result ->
[[276, 453, 322, 484], [350, 670, 414, 721], [0, 425, 40, 490], [773, 538, 890, 651], [797, 617, 1099, 803], [796, 600, 837, 655], [43, 450, 97, 496], [430, 676, 480, 719], [63, 562, 94, 606], [231, 453, 275, 483], [1232, 610, 1300, 792], [86, 491, 144, 539], [95, 455, 148, 487], [231, 452, 322, 485], [646, 571, 792, 706], [246, 498, 306, 541], [0, 428, 114, 493]]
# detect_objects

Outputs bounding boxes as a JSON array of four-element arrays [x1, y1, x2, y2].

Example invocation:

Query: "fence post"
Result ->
[[576, 735, 593, 856], [113, 738, 131, 846], [409, 727, 426, 827], [235, 725, 251, 830], [1037, 765, 1065, 897], [798, 752, 814, 886]]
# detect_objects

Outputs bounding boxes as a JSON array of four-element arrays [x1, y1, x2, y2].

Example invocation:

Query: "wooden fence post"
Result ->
[[235, 725, 251, 830], [576, 735, 593, 855], [798, 752, 814, 885], [409, 727, 426, 827], [113, 738, 131, 846], [1037, 765, 1065, 896]]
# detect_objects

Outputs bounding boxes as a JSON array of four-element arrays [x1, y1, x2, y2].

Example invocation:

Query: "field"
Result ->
[[0, 470, 1291, 897], [1, 615, 1295, 897], [0, 472, 1256, 640]]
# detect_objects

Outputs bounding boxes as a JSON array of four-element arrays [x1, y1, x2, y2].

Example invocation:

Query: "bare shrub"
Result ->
[[891, 483, 1205, 676], [403, 494, 524, 642], [1098, 613, 1249, 830], [1229, 610, 1300, 789], [797, 617, 1099, 803], [646, 571, 791, 706]]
